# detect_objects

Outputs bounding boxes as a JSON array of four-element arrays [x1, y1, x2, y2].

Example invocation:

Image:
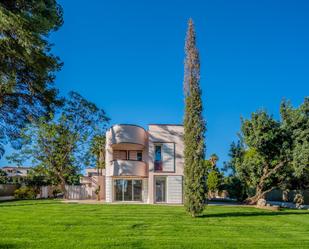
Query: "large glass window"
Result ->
[[114, 179, 142, 201], [133, 180, 142, 201], [123, 180, 133, 201], [115, 179, 123, 201], [155, 177, 166, 202]]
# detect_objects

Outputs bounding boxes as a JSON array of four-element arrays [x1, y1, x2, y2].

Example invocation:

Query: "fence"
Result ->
[[65, 185, 95, 200], [266, 189, 309, 205], [0, 184, 18, 197]]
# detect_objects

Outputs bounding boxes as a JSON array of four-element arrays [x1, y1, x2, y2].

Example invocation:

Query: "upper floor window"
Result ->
[[113, 150, 127, 160], [113, 150, 143, 161], [155, 145, 162, 161], [154, 145, 162, 171], [128, 150, 142, 161], [136, 151, 142, 161], [154, 143, 175, 172]]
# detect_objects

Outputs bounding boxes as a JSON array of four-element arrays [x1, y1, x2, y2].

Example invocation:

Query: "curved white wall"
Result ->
[[107, 160, 147, 177], [107, 124, 147, 147]]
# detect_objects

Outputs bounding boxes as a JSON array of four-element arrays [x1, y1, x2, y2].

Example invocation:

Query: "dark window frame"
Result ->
[[154, 143, 176, 173], [113, 179, 143, 202]]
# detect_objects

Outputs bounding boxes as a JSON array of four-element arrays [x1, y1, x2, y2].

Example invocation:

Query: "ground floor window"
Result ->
[[155, 176, 167, 202], [114, 179, 142, 201]]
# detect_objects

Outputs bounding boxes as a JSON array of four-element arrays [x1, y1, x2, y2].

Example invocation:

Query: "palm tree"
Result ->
[[209, 154, 219, 169]]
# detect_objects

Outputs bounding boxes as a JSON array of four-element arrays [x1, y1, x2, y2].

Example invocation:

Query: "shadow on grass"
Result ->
[[0, 199, 60, 208], [0, 243, 18, 249], [198, 211, 309, 218]]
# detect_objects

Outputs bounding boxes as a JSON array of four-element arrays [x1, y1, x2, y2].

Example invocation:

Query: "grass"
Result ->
[[0, 200, 309, 249]]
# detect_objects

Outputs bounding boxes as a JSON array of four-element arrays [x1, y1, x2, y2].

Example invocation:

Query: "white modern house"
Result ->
[[104, 124, 184, 204]]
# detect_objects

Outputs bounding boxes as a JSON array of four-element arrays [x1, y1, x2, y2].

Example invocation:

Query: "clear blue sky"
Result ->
[[1, 0, 309, 167]]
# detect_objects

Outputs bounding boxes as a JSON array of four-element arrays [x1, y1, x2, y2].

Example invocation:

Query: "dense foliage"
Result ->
[[206, 154, 223, 198], [14, 186, 37, 199], [207, 170, 220, 193], [183, 19, 207, 217], [226, 98, 309, 204], [0, 0, 63, 158], [90, 134, 106, 175], [7, 92, 109, 194], [0, 168, 8, 184]]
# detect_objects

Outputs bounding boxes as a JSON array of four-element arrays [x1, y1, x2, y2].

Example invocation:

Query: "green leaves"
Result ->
[[228, 98, 309, 203], [90, 134, 106, 170], [207, 170, 220, 192], [6, 91, 109, 188], [281, 98, 309, 179], [0, 1, 63, 158], [183, 19, 207, 217]]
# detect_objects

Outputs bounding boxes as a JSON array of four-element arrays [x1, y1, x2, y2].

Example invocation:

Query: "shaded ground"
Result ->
[[0, 200, 308, 249]]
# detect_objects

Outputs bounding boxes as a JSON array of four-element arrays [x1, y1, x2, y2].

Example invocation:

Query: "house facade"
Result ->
[[80, 168, 105, 200], [105, 124, 184, 204]]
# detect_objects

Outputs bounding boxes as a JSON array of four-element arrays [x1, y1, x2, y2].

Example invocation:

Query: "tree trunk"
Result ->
[[60, 182, 66, 199], [245, 186, 274, 205], [245, 162, 285, 205], [245, 191, 264, 205], [58, 176, 67, 199]]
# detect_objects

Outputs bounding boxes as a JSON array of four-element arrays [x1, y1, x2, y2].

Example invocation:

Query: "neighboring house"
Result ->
[[1, 166, 31, 178], [80, 168, 105, 200], [104, 124, 184, 204]]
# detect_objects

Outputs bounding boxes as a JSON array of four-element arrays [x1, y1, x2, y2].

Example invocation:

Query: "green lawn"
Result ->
[[0, 200, 309, 249]]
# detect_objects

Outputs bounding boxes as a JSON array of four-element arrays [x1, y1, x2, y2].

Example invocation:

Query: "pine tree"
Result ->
[[183, 19, 207, 217], [0, 1, 63, 158]]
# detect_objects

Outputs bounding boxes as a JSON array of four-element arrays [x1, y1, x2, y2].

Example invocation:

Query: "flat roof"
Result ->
[[148, 124, 183, 126], [2, 166, 31, 169], [109, 124, 147, 131]]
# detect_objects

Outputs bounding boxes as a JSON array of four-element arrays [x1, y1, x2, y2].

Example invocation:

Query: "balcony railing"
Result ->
[[108, 159, 147, 177], [108, 124, 147, 148]]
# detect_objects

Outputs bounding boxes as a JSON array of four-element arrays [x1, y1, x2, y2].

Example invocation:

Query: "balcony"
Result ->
[[109, 160, 147, 177], [107, 124, 147, 149]]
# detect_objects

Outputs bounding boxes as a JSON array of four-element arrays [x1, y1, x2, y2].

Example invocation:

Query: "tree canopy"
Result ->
[[0, 0, 63, 158], [226, 98, 309, 204], [7, 91, 110, 193]]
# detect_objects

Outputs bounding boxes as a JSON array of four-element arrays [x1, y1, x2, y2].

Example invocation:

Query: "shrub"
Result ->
[[52, 188, 62, 198], [95, 186, 101, 201], [294, 193, 304, 208], [223, 176, 246, 201], [14, 187, 37, 199], [207, 171, 220, 192]]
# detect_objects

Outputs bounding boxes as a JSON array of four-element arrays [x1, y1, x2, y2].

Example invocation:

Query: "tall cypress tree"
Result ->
[[183, 19, 207, 217]]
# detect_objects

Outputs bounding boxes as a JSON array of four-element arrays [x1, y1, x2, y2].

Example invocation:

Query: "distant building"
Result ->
[[80, 168, 105, 200], [1, 166, 31, 177]]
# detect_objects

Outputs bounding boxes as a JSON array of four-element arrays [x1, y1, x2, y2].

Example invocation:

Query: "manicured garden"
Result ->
[[0, 200, 308, 249]]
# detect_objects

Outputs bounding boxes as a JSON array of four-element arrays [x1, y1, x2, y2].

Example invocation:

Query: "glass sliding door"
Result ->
[[155, 177, 166, 202], [113, 179, 142, 201], [123, 180, 133, 201], [115, 179, 123, 201], [133, 180, 142, 201]]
